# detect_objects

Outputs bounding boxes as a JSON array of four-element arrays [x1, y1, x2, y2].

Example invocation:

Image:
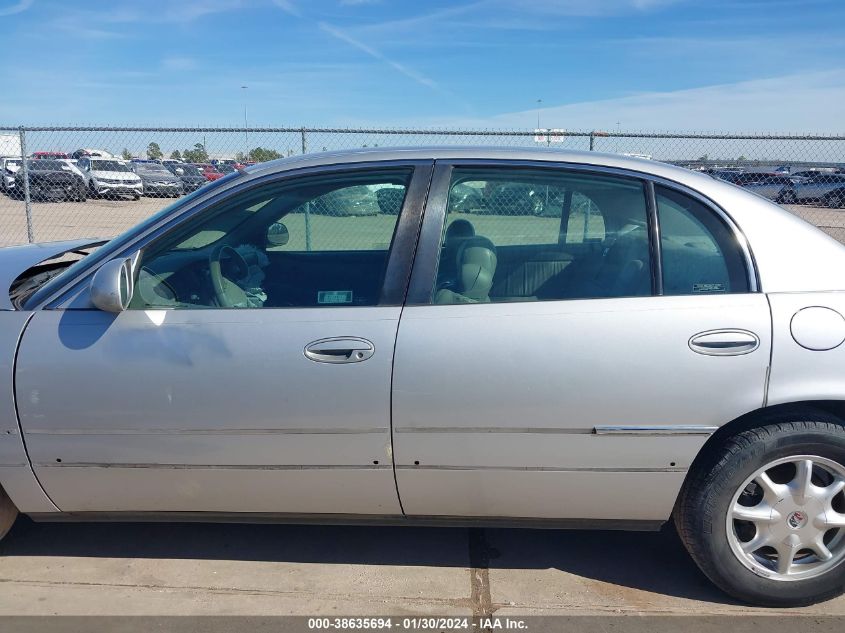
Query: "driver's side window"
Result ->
[[130, 168, 412, 309]]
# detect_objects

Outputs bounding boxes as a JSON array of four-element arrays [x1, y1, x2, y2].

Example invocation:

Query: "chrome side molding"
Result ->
[[593, 425, 718, 436]]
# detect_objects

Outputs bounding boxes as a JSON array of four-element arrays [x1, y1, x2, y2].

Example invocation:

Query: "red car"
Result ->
[[31, 151, 69, 160], [193, 163, 224, 182]]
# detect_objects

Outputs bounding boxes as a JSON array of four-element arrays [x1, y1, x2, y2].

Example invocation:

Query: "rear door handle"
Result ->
[[304, 337, 375, 363], [689, 329, 760, 356]]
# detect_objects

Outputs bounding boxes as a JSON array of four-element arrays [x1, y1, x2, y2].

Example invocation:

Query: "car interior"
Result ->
[[433, 172, 741, 303], [131, 170, 411, 310], [434, 173, 653, 303]]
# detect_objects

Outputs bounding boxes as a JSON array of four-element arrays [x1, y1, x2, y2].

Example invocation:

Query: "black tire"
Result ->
[[675, 414, 845, 607], [779, 189, 797, 204], [133, 193, 141, 201], [826, 193, 844, 209], [88, 183, 99, 199], [0, 486, 18, 542]]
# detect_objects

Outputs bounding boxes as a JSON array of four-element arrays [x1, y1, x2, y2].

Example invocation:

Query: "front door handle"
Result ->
[[304, 337, 375, 363], [689, 329, 760, 356]]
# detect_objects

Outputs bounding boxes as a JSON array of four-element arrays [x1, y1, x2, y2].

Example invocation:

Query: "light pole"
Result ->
[[241, 85, 249, 161], [536, 99, 542, 130]]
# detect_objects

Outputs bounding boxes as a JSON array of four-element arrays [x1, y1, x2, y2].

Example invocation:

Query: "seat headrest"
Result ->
[[445, 219, 476, 242]]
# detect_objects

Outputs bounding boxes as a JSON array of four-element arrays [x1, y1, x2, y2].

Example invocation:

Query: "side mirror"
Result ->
[[90, 258, 133, 312], [267, 222, 289, 246]]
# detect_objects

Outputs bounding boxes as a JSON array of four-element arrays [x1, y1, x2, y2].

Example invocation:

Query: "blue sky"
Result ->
[[2, 0, 845, 132]]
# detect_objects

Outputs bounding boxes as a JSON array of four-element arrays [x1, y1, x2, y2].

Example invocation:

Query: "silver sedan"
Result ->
[[2, 148, 845, 607]]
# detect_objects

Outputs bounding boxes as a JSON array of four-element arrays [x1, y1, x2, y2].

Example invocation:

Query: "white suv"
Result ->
[[77, 157, 143, 200], [0, 157, 21, 193]]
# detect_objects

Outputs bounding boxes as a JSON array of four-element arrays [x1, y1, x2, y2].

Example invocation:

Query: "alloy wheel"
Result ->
[[727, 455, 845, 581]]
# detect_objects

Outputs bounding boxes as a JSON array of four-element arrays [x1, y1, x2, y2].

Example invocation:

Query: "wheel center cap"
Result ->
[[787, 510, 808, 530]]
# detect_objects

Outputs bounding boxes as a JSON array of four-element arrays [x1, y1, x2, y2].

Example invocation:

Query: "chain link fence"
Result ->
[[1, 126, 844, 247]]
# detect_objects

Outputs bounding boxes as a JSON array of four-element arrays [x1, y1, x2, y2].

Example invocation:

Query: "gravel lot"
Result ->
[[1, 194, 845, 619]]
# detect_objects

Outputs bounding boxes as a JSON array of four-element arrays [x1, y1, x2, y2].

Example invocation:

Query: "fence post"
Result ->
[[589, 132, 595, 151], [300, 129, 312, 250], [18, 126, 33, 243]]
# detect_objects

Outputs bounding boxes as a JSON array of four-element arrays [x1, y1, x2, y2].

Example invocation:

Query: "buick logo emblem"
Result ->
[[787, 511, 807, 529]]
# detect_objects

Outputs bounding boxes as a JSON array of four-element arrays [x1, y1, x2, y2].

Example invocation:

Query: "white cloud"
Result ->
[[0, 0, 34, 17], [318, 22, 442, 92], [466, 71, 845, 134]]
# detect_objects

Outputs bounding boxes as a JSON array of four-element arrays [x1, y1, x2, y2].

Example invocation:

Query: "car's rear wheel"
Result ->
[[675, 415, 845, 606], [826, 193, 844, 209], [779, 189, 797, 204], [0, 486, 18, 542]]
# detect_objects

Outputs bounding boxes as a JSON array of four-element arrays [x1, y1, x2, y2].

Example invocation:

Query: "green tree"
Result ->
[[121, 148, 132, 160], [182, 143, 209, 163], [147, 142, 163, 160], [170, 150, 182, 161], [248, 147, 282, 163]]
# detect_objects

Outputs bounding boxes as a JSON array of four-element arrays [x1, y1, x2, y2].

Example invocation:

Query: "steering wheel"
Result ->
[[209, 244, 250, 307]]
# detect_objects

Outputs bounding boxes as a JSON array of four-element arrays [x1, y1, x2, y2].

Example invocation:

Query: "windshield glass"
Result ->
[[24, 170, 244, 309], [91, 160, 130, 172]]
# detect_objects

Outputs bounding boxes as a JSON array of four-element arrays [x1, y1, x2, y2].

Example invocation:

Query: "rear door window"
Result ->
[[656, 186, 750, 295], [431, 167, 651, 304]]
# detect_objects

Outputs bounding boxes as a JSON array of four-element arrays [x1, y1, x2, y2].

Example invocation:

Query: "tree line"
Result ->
[[117, 142, 288, 164]]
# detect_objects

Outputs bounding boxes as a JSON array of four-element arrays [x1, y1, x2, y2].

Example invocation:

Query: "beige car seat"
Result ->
[[435, 236, 498, 304]]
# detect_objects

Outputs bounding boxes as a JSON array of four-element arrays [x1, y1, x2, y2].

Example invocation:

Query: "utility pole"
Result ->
[[242, 85, 249, 161]]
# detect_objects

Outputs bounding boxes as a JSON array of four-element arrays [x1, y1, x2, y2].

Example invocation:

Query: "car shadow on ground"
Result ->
[[1, 518, 734, 605]]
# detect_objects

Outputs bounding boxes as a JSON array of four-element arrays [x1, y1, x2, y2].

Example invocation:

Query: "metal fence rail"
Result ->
[[1, 125, 844, 247]]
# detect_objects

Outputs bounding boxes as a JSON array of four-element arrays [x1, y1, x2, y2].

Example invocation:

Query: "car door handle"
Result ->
[[689, 329, 760, 356], [304, 337, 375, 363]]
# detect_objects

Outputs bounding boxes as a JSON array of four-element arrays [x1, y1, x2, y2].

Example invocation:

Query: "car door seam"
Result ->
[[11, 311, 61, 511], [390, 160, 436, 516]]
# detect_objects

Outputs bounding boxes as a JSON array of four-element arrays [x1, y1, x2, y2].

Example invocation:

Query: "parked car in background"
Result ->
[[12, 159, 86, 201], [130, 162, 183, 197], [31, 151, 69, 160], [215, 164, 239, 175], [4, 149, 845, 608], [54, 159, 85, 181], [739, 175, 795, 202], [0, 157, 22, 193], [781, 173, 845, 207], [821, 184, 845, 209], [77, 157, 143, 200], [194, 163, 224, 181], [709, 171, 800, 203], [165, 162, 207, 193], [70, 148, 114, 160]]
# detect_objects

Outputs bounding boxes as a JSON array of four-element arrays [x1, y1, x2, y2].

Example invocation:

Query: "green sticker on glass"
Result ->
[[318, 290, 353, 304]]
